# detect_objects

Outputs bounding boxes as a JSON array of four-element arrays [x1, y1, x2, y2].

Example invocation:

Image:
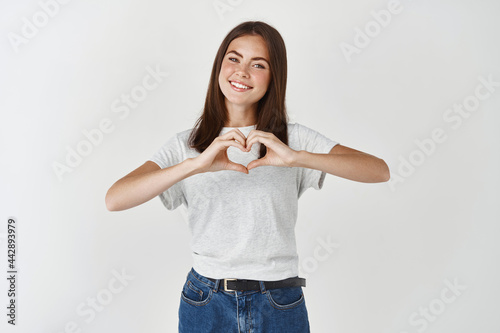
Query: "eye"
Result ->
[[254, 64, 265, 69], [228, 57, 238, 62]]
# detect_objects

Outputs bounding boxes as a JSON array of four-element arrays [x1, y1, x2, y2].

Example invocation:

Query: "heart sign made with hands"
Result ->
[[195, 129, 297, 174], [244, 129, 295, 171]]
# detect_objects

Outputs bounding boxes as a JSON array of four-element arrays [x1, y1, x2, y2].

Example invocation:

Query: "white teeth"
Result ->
[[231, 81, 251, 89]]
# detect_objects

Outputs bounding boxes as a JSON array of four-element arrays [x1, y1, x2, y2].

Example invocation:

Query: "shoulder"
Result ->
[[174, 127, 200, 154], [177, 128, 193, 141], [288, 122, 330, 141], [286, 122, 302, 149], [286, 122, 316, 141], [289, 122, 318, 134], [286, 122, 299, 135]]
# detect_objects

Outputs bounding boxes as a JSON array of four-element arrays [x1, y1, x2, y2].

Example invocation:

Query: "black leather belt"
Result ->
[[206, 276, 306, 292]]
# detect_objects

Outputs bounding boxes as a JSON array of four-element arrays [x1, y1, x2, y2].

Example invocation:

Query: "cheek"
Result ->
[[220, 63, 232, 76], [218, 72, 224, 86], [256, 73, 271, 90], [218, 67, 229, 86]]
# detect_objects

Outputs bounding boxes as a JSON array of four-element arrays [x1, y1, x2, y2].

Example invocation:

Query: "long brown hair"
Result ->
[[187, 21, 289, 159]]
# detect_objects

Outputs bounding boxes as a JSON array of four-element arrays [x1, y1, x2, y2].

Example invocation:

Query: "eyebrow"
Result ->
[[226, 50, 270, 66]]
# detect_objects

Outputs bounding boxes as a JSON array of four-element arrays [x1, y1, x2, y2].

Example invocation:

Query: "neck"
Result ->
[[224, 101, 257, 127]]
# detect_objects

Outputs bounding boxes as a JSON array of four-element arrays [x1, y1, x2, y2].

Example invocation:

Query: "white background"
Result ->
[[1, 0, 499, 332]]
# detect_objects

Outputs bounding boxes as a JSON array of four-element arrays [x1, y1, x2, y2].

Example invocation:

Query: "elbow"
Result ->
[[379, 159, 391, 182], [105, 190, 120, 212], [367, 158, 390, 183], [106, 200, 116, 212]]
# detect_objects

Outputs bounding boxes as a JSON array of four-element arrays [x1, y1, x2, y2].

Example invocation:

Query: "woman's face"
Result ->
[[218, 34, 271, 111]]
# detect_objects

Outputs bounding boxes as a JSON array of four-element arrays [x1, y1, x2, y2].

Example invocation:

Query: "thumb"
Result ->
[[226, 162, 249, 174], [247, 158, 265, 171]]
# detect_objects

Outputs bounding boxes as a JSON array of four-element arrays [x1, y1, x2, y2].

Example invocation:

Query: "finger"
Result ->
[[244, 130, 263, 147], [217, 138, 247, 152], [246, 135, 271, 151], [246, 129, 271, 141], [247, 158, 266, 171], [220, 129, 249, 148], [245, 130, 258, 142], [226, 162, 249, 174]]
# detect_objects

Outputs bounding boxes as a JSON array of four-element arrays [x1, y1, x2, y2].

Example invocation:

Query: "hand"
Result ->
[[245, 129, 297, 171], [193, 129, 250, 174]]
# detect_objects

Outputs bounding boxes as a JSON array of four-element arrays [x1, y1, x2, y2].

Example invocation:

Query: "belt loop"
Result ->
[[259, 280, 266, 294], [213, 279, 220, 293]]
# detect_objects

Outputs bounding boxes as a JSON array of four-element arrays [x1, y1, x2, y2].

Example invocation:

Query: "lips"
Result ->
[[229, 80, 253, 90]]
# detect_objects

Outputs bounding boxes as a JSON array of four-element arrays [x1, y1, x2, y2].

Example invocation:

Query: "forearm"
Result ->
[[106, 158, 200, 211], [291, 150, 390, 183]]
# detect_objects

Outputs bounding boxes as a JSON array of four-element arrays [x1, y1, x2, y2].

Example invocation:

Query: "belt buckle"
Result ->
[[224, 278, 237, 292]]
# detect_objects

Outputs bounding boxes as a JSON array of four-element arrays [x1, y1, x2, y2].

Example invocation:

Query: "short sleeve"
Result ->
[[148, 134, 186, 210], [296, 123, 339, 198]]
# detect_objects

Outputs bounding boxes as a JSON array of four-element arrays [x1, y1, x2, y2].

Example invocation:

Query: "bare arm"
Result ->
[[291, 144, 390, 183], [105, 129, 250, 212], [105, 159, 199, 211]]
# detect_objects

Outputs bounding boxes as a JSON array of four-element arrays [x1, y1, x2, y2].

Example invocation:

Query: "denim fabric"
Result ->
[[178, 267, 311, 332]]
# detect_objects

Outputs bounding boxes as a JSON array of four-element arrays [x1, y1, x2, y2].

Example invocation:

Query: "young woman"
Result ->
[[106, 21, 389, 332]]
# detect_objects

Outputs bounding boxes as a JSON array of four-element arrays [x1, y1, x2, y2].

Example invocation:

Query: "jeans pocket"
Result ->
[[181, 275, 213, 306], [266, 286, 305, 310]]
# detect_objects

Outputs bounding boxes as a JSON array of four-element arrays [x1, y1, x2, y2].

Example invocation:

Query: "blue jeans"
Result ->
[[178, 267, 311, 332]]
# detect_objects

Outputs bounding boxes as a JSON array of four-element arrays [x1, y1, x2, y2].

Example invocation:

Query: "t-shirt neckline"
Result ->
[[222, 124, 257, 130], [220, 124, 257, 136]]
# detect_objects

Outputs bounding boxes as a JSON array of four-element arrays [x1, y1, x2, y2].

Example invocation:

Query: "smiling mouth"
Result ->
[[230, 81, 253, 90]]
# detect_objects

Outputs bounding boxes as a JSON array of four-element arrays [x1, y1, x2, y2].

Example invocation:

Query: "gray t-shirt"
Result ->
[[149, 122, 339, 281]]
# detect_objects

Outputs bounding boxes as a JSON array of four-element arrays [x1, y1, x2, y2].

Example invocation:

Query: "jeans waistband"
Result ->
[[187, 267, 305, 293]]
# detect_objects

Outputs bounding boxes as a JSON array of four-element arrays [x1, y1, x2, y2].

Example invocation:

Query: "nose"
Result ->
[[235, 64, 249, 78]]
